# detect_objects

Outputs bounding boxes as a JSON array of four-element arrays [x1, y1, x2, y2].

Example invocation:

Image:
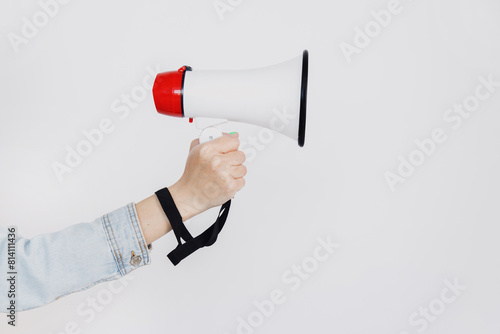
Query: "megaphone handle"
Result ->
[[199, 126, 223, 144]]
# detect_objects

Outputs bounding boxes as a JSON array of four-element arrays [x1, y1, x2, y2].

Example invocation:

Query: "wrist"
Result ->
[[168, 181, 204, 221], [136, 194, 172, 245]]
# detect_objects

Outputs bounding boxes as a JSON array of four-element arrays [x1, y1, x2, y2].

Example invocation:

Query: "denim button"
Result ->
[[130, 252, 142, 266]]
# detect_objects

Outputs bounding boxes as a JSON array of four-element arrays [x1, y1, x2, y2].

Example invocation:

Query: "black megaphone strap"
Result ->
[[155, 187, 231, 266]]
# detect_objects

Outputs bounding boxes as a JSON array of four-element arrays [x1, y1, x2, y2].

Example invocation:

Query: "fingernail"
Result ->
[[228, 132, 238, 135]]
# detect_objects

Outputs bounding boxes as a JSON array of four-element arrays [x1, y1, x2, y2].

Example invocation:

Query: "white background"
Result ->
[[1, 0, 500, 333]]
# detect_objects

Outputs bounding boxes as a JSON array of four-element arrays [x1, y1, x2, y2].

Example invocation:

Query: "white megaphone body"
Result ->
[[153, 50, 309, 147]]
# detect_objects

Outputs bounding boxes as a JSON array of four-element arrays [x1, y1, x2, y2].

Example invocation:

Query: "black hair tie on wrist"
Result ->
[[155, 187, 231, 266]]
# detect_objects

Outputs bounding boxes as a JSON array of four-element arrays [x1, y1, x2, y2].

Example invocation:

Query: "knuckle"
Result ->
[[216, 173, 231, 190], [222, 177, 235, 192], [226, 177, 235, 190], [241, 165, 247, 176], [210, 155, 222, 170]]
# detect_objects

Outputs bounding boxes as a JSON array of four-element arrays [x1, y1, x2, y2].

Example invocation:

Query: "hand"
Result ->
[[136, 133, 247, 245], [168, 132, 247, 220]]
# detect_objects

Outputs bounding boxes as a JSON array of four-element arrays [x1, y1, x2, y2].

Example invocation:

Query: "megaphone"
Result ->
[[153, 50, 309, 147], [152, 51, 309, 266]]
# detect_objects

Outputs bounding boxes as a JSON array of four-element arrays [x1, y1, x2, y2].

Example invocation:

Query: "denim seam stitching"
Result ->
[[127, 203, 149, 265], [103, 214, 126, 275], [130, 203, 150, 264]]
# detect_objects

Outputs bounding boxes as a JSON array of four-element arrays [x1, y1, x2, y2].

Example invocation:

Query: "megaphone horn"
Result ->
[[153, 50, 309, 147]]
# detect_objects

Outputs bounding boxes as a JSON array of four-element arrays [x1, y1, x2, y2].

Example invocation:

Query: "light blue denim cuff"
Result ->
[[101, 203, 151, 276]]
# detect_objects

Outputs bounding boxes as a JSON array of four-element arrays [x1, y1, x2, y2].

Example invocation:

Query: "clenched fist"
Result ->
[[169, 132, 247, 220]]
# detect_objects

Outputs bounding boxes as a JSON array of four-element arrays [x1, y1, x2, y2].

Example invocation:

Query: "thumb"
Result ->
[[189, 138, 200, 152]]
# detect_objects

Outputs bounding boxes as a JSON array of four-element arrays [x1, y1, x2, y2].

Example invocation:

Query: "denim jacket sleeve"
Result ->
[[0, 203, 151, 312]]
